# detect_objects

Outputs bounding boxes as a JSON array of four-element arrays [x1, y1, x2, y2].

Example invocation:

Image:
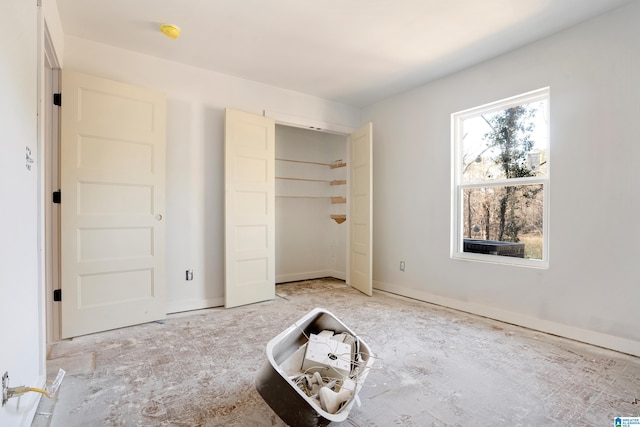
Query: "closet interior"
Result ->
[[275, 125, 349, 284]]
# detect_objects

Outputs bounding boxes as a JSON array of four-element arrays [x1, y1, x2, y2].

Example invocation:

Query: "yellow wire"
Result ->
[[11, 387, 52, 398]]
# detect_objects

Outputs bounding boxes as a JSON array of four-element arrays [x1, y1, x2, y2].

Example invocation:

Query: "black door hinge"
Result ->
[[53, 93, 62, 107], [53, 289, 62, 302], [53, 190, 61, 204]]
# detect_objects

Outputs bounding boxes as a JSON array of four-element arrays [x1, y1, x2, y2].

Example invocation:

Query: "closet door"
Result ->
[[224, 109, 276, 308], [349, 123, 373, 296]]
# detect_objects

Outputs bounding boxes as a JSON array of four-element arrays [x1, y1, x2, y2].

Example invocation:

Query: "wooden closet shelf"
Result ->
[[331, 214, 347, 224], [276, 196, 330, 199], [330, 179, 347, 186], [275, 158, 331, 166], [331, 196, 347, 204], [276, 177, 329, 182], [275, 158, 348, 169]]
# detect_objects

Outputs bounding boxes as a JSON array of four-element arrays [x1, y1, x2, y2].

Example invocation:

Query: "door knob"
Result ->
[[155, 214, 163, 221]]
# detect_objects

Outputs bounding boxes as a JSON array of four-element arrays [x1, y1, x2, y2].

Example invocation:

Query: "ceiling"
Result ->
[[55, 0, 633, 107]]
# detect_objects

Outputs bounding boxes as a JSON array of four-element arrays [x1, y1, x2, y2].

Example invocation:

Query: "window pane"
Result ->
[[462, 99, 548, 183], [462, 184, 543, 259]]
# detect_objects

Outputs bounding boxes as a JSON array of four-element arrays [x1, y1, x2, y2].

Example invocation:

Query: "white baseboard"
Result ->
[[327, 270, 346, 281], [166, 297, 224, 314], [373, 280, 640, 358], [276, 270, 344, 284], [166, 271, 347, 314]]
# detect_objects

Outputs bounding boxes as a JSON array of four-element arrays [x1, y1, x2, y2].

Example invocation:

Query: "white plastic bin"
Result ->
[[255, 308, 374, 426]]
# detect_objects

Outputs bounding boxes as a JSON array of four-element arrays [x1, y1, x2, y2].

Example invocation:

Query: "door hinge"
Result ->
[[53, 190, 61, 204], [53, 289, 62, 302], [53, 93, 62, 107]]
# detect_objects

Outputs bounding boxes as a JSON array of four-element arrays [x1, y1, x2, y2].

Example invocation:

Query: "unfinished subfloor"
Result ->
[[32, 278, 640, 426]]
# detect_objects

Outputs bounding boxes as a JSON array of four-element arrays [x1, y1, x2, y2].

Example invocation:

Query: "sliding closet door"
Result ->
[[349, 123, 373, 296], [224, 109, 276, 308]]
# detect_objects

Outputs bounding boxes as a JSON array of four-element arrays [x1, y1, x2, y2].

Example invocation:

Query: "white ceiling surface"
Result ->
[[56, 0, 634, 107]]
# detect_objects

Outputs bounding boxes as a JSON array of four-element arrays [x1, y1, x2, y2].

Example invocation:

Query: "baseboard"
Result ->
[[373, 280, 640, 358], [276, 270, 342, 284], [166, 272, 347, 313], [166, 297, 224, 314], [326, 270, 346, 281]]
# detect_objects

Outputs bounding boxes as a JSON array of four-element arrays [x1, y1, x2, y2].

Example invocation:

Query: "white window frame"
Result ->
[[451, 88, 550, 268]]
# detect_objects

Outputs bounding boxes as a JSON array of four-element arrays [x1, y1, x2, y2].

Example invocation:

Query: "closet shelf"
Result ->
[[276, 177, 329, 182], [276, 158, 331, 166], [276, 158, 347, 169], [331, 214, 347, 224], [331, 197, 347, 204], [277, 156, 347, 222], [276, 196, 330, 199]]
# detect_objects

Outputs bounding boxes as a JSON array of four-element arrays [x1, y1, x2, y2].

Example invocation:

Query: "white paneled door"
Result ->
[[224, 109, 276, 308], [349, 123, 373, 296], [60, 71, 166, 338]]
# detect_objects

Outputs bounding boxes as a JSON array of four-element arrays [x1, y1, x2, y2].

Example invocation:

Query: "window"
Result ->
[[452, 88, 549, 267]]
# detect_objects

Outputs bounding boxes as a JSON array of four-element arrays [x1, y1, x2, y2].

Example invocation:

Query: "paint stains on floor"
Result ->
[[33, 278, 640, 426]]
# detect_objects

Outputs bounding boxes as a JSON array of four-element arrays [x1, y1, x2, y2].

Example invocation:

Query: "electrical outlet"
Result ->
[[186, 269, 193, 281], [400, 261, 405, 272], [2, 372, 9, 407]]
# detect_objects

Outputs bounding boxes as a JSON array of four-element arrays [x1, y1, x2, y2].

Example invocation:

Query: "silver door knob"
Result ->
[[155, 214, 163, 221]]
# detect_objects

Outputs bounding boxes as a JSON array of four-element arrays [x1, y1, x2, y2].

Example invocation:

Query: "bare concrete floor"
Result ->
[[32, 278, 640, 426]]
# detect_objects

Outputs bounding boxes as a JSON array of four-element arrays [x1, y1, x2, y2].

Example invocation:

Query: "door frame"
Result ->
[[269, 114, 355, 286], [40, 19, 62, 344], [42, 36, 61, 344]]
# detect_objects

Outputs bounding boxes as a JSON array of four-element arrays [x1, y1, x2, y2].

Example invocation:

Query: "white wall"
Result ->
[[364, 1, 640, 356], [62, 37, 362, 313], [0, 0, 58, 425], [275, 125, 347, 282]]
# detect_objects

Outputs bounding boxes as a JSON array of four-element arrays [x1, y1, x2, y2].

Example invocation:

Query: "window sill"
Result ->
[[452, 250, 549, 269]]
